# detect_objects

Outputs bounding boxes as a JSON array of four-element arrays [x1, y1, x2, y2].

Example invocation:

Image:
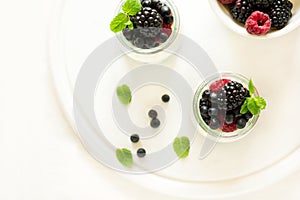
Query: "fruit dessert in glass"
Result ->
[[193, 73, 267, 142], [110, 0, 180, 54]]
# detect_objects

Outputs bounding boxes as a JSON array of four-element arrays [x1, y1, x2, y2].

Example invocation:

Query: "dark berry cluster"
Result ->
[[199, 79, 253, 132], [122, 0, 174, 49], [220, 0, 293, 34]]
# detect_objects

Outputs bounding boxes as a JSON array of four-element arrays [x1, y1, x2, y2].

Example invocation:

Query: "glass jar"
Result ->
[[193, 72, 260, 142], [115, 0, 180, 55]]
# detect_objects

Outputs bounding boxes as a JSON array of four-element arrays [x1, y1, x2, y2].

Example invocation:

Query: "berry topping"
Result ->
[[245, 11, 271, 35], [267, 0, 292, 30], [230, 0, 254, 24], [209, 117, 221, 130], [249, 0, 275, 8], [209, 79, 231, 93], [218, 0, 236, 4], [217, 81, 250, 111], [236, 118, 247, 129], [160, 6, 171, 17], [221, 123, 237, 132]]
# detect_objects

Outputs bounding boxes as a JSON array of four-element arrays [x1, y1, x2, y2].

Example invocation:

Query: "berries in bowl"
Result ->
[[209, 0, 300, 37], [110, 0, 179, 54], [193, 73, 267, 142]]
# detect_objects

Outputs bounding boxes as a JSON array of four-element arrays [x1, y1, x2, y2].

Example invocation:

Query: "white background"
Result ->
[[0, 0, 300, 199]]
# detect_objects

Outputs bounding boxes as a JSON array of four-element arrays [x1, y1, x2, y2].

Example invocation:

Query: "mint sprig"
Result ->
[[116, 148, 133, 167], [110, 0, 141, 33], [173, 137, 190, 159], [116, 84, 132, 105], [240, 79, 267, 115]]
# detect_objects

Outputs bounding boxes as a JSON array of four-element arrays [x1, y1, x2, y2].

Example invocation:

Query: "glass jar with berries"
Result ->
[[110, 0, 180, 54], [193, 72, 267, 142]]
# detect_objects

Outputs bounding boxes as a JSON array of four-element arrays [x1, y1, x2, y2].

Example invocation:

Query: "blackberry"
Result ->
[[267, 0, 292, 29], [217, 81, 250, 111], [230, 0, 254, 24], [131, 7, 163, 37], [249, 0, 274, 8]]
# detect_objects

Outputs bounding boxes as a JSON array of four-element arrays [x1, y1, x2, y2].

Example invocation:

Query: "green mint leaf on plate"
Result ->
[[117, 84, 132, 105], [247, 98, 260, 115], [116, 148, 133, 167], [173, 136, 190, 159], [248, 78, 255, 95], [254, 96, 267, 110], [122, 0, 142, 16], [240, 98, 249, 114], [110, 13, 129, 33]]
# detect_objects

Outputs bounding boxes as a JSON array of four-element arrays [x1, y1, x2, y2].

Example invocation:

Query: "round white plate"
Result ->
[[48, 0, 300, 199]]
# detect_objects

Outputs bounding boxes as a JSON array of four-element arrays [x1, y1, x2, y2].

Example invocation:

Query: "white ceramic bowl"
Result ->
[[209, 0, 300, 38]]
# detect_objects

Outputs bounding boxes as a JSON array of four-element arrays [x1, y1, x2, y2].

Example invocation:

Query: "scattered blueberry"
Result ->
[[162, 94, 170, 103], [137, 148, 146, 157], [148, 109, 158, 118], [130, 134, 140, 143], [151, 118, 160, 128]]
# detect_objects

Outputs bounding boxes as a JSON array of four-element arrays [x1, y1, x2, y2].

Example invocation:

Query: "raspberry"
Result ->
[[218, 0, 236, 4], [245, 11, 271, 35], [221, 123, 237, 132], [209, 79, 231, 93]]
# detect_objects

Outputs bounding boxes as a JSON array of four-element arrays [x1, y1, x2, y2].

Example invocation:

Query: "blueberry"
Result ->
[[122, 28, 133, 40], [133, 37, 145, 48], [130, 134, 140, 143], [225, 114, 234, 124], [209, 118, 220, 130], [148, 109, 158, 118], [244, 112, 253, 121], [208, 108, 218, 116], [200, 105, 209, 116], [144, 37, 156, 48], [202, 90, 211, 100], [137, 148, 146, 157], [151, 118, 160, 128], [236, 118, 247, 129], [151, 0, 160, 7], [210, 92, 218, 103], [163, 15, 174, 24], [160, 6, 171, 17], [141, 0, 152, 7], [161, 94, 170, 103], [158, 32, 168, 43]]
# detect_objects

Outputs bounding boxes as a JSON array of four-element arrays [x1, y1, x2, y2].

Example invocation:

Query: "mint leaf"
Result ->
[[110, 13, 129, 33], [125, 20, 134, 30], [254, 96, 266, 110], [117, 84, 132, 105], [247, 98, 260, 115], [240, 98, 249, 114], [116, 148, 133, 167], [173, 137, 190, 159], [248, 78, 255, 95], [122, 0, 142, 16]]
